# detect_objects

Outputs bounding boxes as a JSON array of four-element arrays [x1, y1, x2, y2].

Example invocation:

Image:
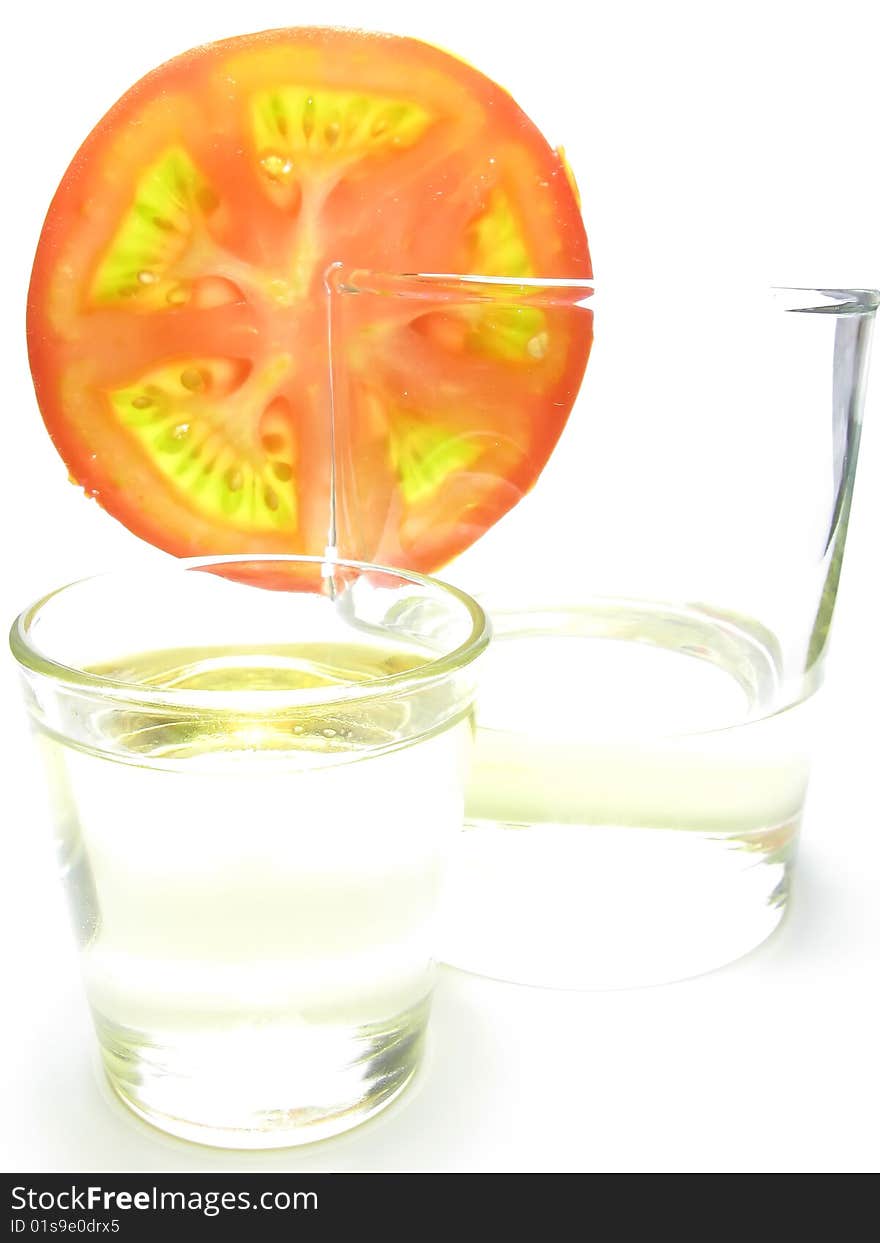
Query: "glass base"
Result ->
[[96, 997, 429, 1149], [441, 820, 795, 989]]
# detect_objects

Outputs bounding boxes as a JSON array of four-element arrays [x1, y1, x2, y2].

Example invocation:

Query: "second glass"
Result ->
[[328, 272, 877, 988]]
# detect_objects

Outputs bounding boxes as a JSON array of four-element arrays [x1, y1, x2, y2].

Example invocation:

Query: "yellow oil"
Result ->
[[41, 641, 469, 1142], [440, 603, 814, 988]]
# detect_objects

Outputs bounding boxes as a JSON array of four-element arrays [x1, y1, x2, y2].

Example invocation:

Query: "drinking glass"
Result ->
[[327, 271, 878, 988], [10, 555, 488, 1146]]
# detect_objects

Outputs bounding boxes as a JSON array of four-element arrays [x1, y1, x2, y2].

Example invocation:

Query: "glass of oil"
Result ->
[[10, 555, 488, 1147], [328, 275, 878, 987]]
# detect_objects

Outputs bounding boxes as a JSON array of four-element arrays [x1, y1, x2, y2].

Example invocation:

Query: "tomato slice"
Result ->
[[27, 27, 591, 571]]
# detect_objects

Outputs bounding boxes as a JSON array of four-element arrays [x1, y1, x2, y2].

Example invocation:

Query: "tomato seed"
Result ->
[[527, 332, 550, 359], [180, 367, 205, 392], [302, 95, 316, 139], [260, 152, 294, 182]]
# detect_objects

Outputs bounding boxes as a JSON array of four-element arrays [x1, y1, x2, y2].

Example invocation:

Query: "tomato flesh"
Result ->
[[27, 27, 592, 571]]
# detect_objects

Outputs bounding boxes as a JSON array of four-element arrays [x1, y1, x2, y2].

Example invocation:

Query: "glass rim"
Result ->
[[327, 265, 880, 315], [9, 554, 491, 711]]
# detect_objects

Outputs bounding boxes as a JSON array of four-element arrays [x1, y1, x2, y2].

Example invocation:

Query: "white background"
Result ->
[[2, 0, 880, 1172]]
